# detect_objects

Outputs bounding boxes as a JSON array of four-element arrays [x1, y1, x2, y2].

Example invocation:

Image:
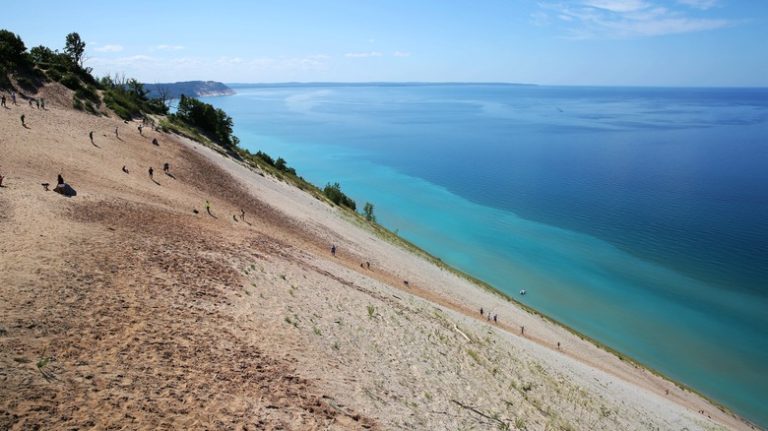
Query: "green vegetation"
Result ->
[[100, 74, 168, 120], [1, 29, 168, 119], [323, 182, 357, 211], [172, 94, 238, 148], [363, 202, 376, 222]]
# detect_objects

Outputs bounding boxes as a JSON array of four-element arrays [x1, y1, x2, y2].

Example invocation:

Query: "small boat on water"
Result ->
[[520, 289, 527, 296]]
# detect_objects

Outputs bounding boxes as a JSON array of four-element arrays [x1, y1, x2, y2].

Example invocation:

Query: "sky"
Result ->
[[4, 0, 767, 86]]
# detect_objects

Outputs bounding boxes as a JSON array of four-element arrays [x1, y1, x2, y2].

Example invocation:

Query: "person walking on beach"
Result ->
[[205, 200, 212, 216], [240, 208, 245, 221], [1, 95, 6, 107], [148, 167, 154, 179], [521, 326, 525, 335], [331, 244, 336, 256], [20, 114, 25, 127], [11, 91, 17, 105], [163, 162, 170, 174], [89, 131, 94, 143], [493, 314, 497, 323], [122, 165, 129, 174], [138, 124, 144, 136], [480, 307, 484, 316], [115, 127, 119, 138], [57, 174, 64, 186]]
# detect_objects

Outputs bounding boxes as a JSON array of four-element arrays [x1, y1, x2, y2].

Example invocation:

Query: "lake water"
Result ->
[[202, 84, 768, 426]]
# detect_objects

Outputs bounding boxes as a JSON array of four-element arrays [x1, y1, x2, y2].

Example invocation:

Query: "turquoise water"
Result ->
[[202, 84, 768, 426]]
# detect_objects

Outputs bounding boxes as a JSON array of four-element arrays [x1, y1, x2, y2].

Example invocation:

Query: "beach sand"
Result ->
[[0, 83, 758, 430]]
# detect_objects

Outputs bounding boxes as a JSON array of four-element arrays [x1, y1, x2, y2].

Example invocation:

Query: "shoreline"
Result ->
[[189, 135, 760, 431], [1, 92, 759, 429]]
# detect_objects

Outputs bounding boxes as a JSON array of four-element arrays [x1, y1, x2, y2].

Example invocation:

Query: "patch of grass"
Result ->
[[313, 326, 322, 336], [466, 349, 482, 365], [514, 417, 526, 430], [332, 341, 340, 350], [367, 304, 376, 318]]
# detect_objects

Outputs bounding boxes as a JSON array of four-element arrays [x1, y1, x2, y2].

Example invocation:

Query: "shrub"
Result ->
[[323, 182, 356, 210], [363, 202, 376, 222], [60, 72, 81, 90]]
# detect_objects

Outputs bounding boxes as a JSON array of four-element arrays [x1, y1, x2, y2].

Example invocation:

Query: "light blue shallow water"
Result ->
[[202, 84, 768, 426]]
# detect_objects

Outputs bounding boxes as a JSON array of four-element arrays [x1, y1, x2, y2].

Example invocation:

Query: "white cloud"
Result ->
[[154, 44, 185, 51], [345, 51, 383, 58], [94, 44, 124, 53], [677, 0, 718, 9], [88, 54, 332, 82], [583, 0, 650, 13], [393, 51, 412, 57], [537, 0, 733, 38]]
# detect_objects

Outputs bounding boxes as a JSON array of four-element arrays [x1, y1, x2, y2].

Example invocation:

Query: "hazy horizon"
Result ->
[[4, 0, 768, 87]]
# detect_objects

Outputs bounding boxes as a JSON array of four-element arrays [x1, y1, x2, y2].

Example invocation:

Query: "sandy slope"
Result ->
[[0, 85, 758, 430]]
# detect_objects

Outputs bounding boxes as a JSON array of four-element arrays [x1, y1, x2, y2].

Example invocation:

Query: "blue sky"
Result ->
[[4, 0, 767, 86]]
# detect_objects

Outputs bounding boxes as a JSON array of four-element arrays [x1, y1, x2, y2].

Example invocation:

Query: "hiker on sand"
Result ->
[[20, 114, 25, 127], [40, 98, 45, 109], [480, 307, 484, 316], [148, 167, 154, 179], [57, 174, 64, 186], [493, 314, 497, 323], [163, 162, 170, 173], [122, 165, 129, 174], [1, 95, 6, 107], [28, 98, 33, 107], [138, 124, 143, 135], [11, 91, 17, 105], [521, 326, 525, 335], [331, 244, 336, 256], [115, 127, 119, 138], [240, 208, 245, 221], [205, 200, 212, 216], [0, 171, 4, 187], [89, 131, 94, 143]]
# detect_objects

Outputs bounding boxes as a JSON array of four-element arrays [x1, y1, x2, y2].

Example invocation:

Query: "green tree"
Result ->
[[29, 45, 56, 65], [363, 202, 376, 222], [64, 32, 86, 67], [176, 94, 237, 147], [0, 29, 27, 68]]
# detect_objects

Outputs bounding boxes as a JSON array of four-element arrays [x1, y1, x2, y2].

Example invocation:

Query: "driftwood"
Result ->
[[453, 324, 471, 342]]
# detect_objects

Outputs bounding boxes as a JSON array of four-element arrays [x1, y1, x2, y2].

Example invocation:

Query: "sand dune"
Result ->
[[0, 84, 756, 430]]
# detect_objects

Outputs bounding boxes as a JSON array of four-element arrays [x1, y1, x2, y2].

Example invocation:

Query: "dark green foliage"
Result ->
[[73, 98, 84, 110], [75, 86, 100, 103], [363, 202, 376, 222], [29, 45, 55, 65], [275, 157, 287, 171], [0, 29, 27, 68], [100, 75, 168, 120], [60, 72, 81, 90], [64, 32, 85, 67], [255, 151, 274, 166], [174, 94, 237, 148], [323, 182, 357, 210]]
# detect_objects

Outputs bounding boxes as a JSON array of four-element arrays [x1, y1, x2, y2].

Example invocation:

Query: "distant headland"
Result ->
[[144, 80, 235, 99]]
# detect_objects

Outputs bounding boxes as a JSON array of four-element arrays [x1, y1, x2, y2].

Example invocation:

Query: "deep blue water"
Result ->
[[203, 84, 768, 427]]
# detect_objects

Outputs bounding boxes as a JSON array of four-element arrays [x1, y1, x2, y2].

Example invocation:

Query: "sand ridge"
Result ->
[[0, 84, 758, 430]]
